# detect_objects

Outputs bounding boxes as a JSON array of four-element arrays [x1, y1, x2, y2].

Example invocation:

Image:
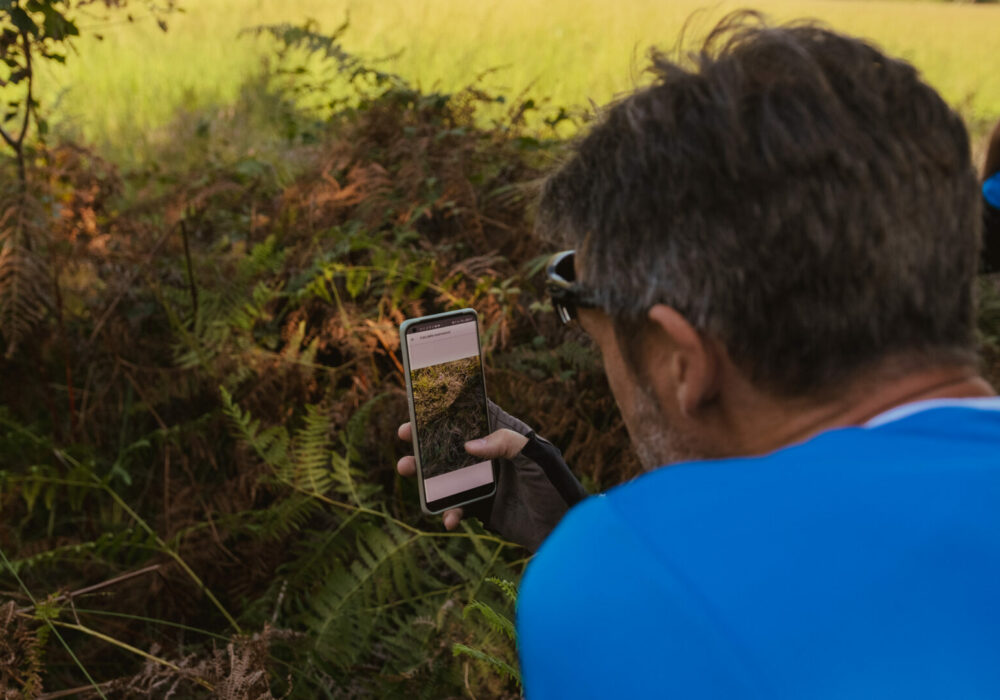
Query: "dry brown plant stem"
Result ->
[[15, 564, 162, 615]]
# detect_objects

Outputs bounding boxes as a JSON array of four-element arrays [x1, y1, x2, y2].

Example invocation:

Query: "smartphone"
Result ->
[[400, 309, 496, 515]]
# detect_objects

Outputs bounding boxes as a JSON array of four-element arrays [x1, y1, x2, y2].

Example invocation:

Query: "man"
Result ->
[[984, 118, 1000, 272], [397, 11, 1000, 698]]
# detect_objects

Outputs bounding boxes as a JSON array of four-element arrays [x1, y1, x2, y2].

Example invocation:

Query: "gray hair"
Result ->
[[536, 11, 980, 395]]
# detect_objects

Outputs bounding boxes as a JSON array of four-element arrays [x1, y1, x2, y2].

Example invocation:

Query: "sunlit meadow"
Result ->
[[41, 0, 1000, 164]]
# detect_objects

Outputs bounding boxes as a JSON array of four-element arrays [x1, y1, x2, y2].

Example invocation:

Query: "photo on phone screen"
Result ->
[[404, 313, 494, 511]]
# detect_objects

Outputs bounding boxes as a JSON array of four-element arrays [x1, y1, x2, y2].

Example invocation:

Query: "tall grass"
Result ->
[[40, 0, 1000, 164]]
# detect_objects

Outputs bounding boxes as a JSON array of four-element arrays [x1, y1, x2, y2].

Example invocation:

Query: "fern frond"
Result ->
[[306, 522, 432, 666], [328, 394, 386, 507], [220, 387, 291, 468], [0, 239, 49, 357], [280, 403, 332, 496], [487, 577, 518, 605], [451, 643, 521, 686], [462, 599, 515, 643]]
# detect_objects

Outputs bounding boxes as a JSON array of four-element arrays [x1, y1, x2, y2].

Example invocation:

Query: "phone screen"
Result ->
[[405, 313, 494, 511]]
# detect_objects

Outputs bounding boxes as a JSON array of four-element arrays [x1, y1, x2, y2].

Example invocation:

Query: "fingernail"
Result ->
[[444, 513, 458, 529], [465, 439, 487, 450]]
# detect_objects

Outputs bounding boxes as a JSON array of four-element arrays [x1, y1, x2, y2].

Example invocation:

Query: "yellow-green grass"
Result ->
[[35, 0, 1000, 163]]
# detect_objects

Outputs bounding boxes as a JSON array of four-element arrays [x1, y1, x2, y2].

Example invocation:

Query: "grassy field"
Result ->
[[38, 0, 1000, 164]]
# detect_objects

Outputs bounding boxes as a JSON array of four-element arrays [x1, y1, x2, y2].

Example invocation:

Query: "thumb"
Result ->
[[465, 429, 529, 460]]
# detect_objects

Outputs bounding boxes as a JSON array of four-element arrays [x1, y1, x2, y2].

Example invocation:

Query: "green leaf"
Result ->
[[345, 267, 368, 299], [488, 576, 519, 605], [40, 3, 78, 41], [463, 599, 516, 642], [452, 643, 521, 686], [8, 8, 39, 36]]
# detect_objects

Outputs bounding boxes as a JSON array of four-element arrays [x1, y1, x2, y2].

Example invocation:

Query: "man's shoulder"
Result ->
[[517, 405, 1000, 698], [517, 491, 767, 697], [547, 403, 1000, 552], [526, 402, 1000, 580]]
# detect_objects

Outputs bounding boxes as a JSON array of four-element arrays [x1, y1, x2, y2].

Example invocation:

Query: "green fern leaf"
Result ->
[[462, 599, 515, 642], [487, 577, 518, 605], [452, 643, 521, 686]]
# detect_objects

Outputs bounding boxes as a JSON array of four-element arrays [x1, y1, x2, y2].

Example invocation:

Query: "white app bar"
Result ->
[[424, 460, 493, 502], [407, 319, 479, 370]]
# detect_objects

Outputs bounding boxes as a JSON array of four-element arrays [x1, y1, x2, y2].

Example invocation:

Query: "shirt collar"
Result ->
[[865, 396, 1000, 428]]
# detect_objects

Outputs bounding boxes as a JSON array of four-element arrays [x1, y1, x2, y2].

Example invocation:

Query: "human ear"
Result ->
[[645, 305, 718, 416]]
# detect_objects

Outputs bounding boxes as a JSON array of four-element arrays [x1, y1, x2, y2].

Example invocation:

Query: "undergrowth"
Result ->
[[0, 23, 632, 697], [3, 18, 998, 699]]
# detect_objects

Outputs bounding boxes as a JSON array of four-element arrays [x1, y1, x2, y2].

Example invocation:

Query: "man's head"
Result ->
[[537, 12, 983, 467]]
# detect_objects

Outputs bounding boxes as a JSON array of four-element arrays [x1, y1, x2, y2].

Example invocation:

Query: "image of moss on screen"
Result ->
[[411, 355, 490, 479]]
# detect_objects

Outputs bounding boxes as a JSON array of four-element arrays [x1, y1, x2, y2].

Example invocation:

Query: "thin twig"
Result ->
[[43, 618, 215, 692], [0, 118, 16, 151], [38, 680, 116, 699], [122, 370, 169, 431], [375, 332, 405, 378], [179, 218, 199, 322], [17, 28, 33, 151], [9, 28, 34, 193], [16, 564, 161, 614]]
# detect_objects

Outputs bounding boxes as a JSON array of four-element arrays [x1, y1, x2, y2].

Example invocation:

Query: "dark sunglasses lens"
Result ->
[[546, 250, 579, 324], [554, 251, 576, 282]]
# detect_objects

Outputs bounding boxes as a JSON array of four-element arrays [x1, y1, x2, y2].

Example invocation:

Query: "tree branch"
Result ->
[[15, 27, 33, 151], [0, 121, 16, 151]]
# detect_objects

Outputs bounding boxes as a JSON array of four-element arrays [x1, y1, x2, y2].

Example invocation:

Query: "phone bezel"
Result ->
[[400, 308, 497, 515]]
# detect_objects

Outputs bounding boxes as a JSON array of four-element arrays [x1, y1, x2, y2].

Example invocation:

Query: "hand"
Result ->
[[396, 422, 528, 530], [397, 401, 581, 551]]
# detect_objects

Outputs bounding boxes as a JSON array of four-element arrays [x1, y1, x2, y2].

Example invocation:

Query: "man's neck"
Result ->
[[731, 364, 995, 457]]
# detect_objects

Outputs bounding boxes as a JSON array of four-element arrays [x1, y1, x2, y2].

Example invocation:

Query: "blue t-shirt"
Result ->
[[517, 399, 1000, 698], [984, 172, 1000, 210]]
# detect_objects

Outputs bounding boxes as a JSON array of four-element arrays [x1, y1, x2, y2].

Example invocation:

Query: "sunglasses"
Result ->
[[545, 250, 602, 324]]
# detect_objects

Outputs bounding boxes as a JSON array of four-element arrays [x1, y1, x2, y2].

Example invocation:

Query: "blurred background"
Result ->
[[42, 0, 1000, 162], [1, 1, 998, 697]]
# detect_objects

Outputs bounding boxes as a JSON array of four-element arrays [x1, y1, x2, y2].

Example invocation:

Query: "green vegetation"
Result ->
[[0, 12, 631, 694], [31, 0, 1000, 163], [2, 1, 999, 696]]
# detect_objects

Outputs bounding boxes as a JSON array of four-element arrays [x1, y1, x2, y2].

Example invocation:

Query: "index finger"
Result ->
[[397, 422, 412, 442]]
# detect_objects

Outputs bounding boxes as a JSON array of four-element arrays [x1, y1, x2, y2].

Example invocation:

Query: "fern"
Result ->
[[6, 528, 157, 577], [488, 576, 518, 605], [462, 600, 515, 643], [0, 238, 48, 358], [244, 19, 407, 99], [220, 391, 527, 692], [303, 525, 427, 671], [451, 578, 521, 689], [452, 643, 521, 687]]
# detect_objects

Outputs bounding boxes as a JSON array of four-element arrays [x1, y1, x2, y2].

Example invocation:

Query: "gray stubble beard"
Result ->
[[627, 382, 707, 471]]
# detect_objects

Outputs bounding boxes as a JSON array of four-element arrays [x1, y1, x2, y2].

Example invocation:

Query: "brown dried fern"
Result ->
[[0, 196, 50, 358], [0, 600, 44, 699]]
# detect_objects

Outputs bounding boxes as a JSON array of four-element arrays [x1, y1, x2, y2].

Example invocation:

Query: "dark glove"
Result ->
[[462, 402, 588, 552]]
